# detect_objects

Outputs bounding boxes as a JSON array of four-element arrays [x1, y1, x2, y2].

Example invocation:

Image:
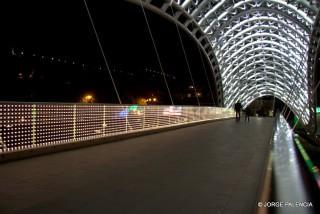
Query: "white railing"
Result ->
[[0, 103, 234, 153]]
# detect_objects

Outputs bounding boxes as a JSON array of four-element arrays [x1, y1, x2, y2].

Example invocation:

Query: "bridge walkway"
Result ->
[[0, 117, 274, 214]]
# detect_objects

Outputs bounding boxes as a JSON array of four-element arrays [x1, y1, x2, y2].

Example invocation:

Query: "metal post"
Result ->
[[157, 106, 160, 127], [103, 105, 106, 135], [126, 108, 128, 132], [143, 106, 145, 129], [192, 108, 194, 121], [73, 105, 76, 141], [0, 105, 3, 151], [31, 104, 36, 146]]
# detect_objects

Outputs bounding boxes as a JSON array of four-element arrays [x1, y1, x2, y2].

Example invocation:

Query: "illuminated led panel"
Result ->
[[0, 103, 234, 153], [176, 0, 319, 124]]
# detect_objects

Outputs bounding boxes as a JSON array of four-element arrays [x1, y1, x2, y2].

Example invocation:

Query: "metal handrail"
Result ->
[[257, 113, 315, 213]]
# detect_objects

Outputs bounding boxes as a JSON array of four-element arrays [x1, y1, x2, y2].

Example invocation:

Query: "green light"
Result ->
[[316, 107, 320, 113], [295, 137, 320, 189], [128, 105, 138, 111]]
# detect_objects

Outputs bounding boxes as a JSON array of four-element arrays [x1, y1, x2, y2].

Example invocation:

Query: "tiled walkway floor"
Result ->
[[0, 117, 274, 214]]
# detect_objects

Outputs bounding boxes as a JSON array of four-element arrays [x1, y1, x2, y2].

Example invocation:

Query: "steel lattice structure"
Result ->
[[128, 0, 320, 125]]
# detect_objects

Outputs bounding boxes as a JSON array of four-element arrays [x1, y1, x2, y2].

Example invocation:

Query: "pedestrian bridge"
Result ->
[[0, 103, 317, 213], [0, 113, 273, 214], [2, 0, 320, 213]]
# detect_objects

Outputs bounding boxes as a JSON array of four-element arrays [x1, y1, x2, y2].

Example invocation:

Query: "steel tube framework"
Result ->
[[131, 0, 320, 126]]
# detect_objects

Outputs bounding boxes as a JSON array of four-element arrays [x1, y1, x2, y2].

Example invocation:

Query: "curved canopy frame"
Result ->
[[175, 0, 319, 125], [129, 0, 320, 126]]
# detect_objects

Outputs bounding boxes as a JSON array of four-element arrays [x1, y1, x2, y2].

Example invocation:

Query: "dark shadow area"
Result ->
[[1, 0, 216, 105]]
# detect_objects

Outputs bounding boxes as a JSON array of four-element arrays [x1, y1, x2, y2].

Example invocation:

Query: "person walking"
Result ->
[[234, 101, 242, 121], [244, 107, 250, 122]]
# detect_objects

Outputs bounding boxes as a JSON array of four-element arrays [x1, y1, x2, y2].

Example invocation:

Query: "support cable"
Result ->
[[169, 4, 200, 106], [139, 0, 174, 105], [197, 44, 216, 106], [83, 0, 122, 104]]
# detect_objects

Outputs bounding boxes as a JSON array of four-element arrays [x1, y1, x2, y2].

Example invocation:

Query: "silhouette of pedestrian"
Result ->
[[244, 107, 250, 122], [234, 101, 242, 121]]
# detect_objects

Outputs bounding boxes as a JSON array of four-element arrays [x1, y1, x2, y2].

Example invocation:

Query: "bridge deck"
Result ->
[[0, 117, 274, 214]]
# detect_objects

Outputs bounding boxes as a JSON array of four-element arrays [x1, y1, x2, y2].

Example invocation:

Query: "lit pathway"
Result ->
[[0, 117, 274, 214]]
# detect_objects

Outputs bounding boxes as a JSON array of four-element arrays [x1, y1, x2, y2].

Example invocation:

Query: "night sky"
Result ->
[[2, 0, 217, 105]]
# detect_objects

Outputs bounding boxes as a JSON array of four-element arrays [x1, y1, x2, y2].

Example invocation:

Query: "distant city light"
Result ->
[[82, 94, 94, 103], [146, 96, 158, 104]]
